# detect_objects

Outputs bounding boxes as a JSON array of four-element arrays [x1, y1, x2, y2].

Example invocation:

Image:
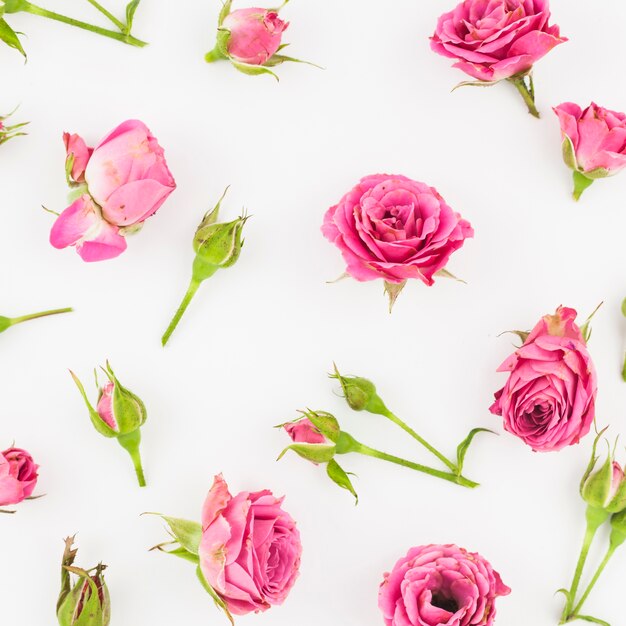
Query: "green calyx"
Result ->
[[104, 361, 147, 435]]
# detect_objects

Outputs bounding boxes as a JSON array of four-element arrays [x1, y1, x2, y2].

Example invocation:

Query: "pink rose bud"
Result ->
[[322, 174, 473, 311], [0, 447, 39, 509], [490, 306, 598, 452], [50, 120, 176, 262], [431, 0, 566, 117], [57, 537, 111, 626], [0, 109, 28, 145], [205, 1, 313, 79], [553, 102, 626, 200], [283, 417, 327, 445], [71, 362, 148, 487], [379, 544, 510, 626], [150, 474, 302, 622]]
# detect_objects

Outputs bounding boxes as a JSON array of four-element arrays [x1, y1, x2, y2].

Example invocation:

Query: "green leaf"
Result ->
[[196, 566, 235, 625], [125, 0, 141, 34], [218, 0, 232, 26], [456, 428, 495, 475], [231, 60, 278, 81], [327, 459, 358, 503], [0, 17, 26, 58], [148, 514, 202, 555]]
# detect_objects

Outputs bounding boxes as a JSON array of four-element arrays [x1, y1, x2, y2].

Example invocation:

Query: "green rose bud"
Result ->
[[331, 364, 388, 415], [57, 537, 110, 626]]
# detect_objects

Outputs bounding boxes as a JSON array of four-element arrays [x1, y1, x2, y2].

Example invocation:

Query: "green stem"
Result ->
[[117, 431, 146, 487], [383, 409, 457, 472], [508, 75, 540, 118], [571, 545, 616, 618], [572, 171, 594, 201], [560, 507, 609, 623], [205, 44, 228, 63], [84, 0, 125, 30], [11, 307, 73, 326], [162, 280, 201, 346], [21, 1, 147, 47], [355, 442, 478, 488]]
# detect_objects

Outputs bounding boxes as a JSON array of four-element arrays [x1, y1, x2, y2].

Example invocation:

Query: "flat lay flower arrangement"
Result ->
[[1, 1, 626, 626]]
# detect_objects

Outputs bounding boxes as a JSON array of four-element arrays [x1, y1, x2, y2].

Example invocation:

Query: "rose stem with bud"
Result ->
[[354, 442, 478, 488], [11, 1, 147, 47], [559, 507, 609, 623], [507, 73, 540, 118], [0, 307, 73, 333]]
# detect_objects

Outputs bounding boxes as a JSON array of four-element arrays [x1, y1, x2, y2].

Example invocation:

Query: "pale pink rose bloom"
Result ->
[[490, 306, 597, 452], [554, 102, 626, 174], [431, 0, 566, 82], [49, 195, 127, 262], [0, 447, 39, 506], [198, 474, 302, 616], [96, 381, 118, 431], [223, 8, 288, 65], [283, 418, 326, 444], [322, 174, 473, 285], [379, 544, 510, 626]]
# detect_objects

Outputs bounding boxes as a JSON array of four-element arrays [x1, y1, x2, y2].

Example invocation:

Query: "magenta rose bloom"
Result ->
[[0, 447, 39, 507], [431, 0, 566, 117], [198, 474, 302, 616], [490, 306, 597, 452], [379, 544, 510, 626], [554, 102, 626, 200], [322, 174, 473, 309], [50, 120, 176, 262]]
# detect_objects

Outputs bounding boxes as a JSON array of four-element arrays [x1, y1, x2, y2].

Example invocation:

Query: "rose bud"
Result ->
[[50, 120, 176, 262], [322, 174, 473, 311], [431, 0, 567, 118], [149, 474, 302, 622], [490, 306, 597, 452], [0, 109, 28, 145], [554, 102, 626, 200], [379, 544, 510, 626], [70, 362, 148, 487], [0, 447, 39, 512], [205, 1, 314, 80], [330, 364, 388, 414], [161, 189, 249, 346], [57, 537, 110, 626]]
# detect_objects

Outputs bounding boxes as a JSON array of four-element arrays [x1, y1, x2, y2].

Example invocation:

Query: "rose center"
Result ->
[[431, 592, 458, 613]]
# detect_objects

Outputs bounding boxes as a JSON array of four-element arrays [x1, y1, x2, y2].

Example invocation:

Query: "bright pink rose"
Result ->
[[283, 418, 326, 444], [50, 120, 176, 262], [223, 8, 288, 65], [431, 0, 566, 82], [0, 447, 39, 506], [554, 102, 626, 185], [490, 306, 597, 452], [322, 174, 473, 286], [379, 544, 510, 626], [198, 474, 302, 616]]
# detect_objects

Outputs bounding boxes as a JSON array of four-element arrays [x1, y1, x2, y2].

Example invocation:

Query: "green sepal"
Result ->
[[456, 428, 495, 476], [146, 513, 202, 555], [124, 0, 141, 35], [583, 167, 612, 180], [153, 545, 200, 564], [304, 410, 340, 443], [609, 509, 626, 550], [384, 280, 406, 313], [451, 78, 501, 91], [196, 566, 235, 625], [105, 362, 147, 434], [65, 153, 76, 186], [0, 17, 26, 58], [70, 371, 117, 438], [576, 616, 611, 626], [580, 428, 609, 493], [434, 268, 467, 284], [215, 28, 230, 57], [561, 136, 578, 170], [217, 0, 233, 26], [498, 329, 530, 346], [194, 187, 228, 235], [580, 302, 603, 344], [263, 54, 322, 69], [327, 459, 358, 504], [277, 443, 336, 464], [572, 171, 594, 201], [231, 60, 279, 81]]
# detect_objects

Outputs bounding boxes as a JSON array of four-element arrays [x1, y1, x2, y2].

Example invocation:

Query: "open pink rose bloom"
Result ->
[[0, 447, 39, 507], [379, 544, 510, 626], [198, 474, 302, 615], [490, 306, 597, 452], [50, 120, 176, 262]]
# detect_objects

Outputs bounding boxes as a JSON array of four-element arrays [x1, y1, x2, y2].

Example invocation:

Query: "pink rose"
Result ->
[[223, 8, 288, 65], [490, 306, 597, 452], [431, 0, 566, 82], [322, 174, 473, 308], [198, 474, 302, 616], [553, 102, 626, 200], [379, 544, 510, 626], [0, 447, 39, 506], [50, 120, 176, 262], [283, 418, 326, 445]]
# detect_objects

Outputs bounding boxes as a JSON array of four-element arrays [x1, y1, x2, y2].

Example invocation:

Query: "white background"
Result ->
[[1, 1, 626, 625]]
